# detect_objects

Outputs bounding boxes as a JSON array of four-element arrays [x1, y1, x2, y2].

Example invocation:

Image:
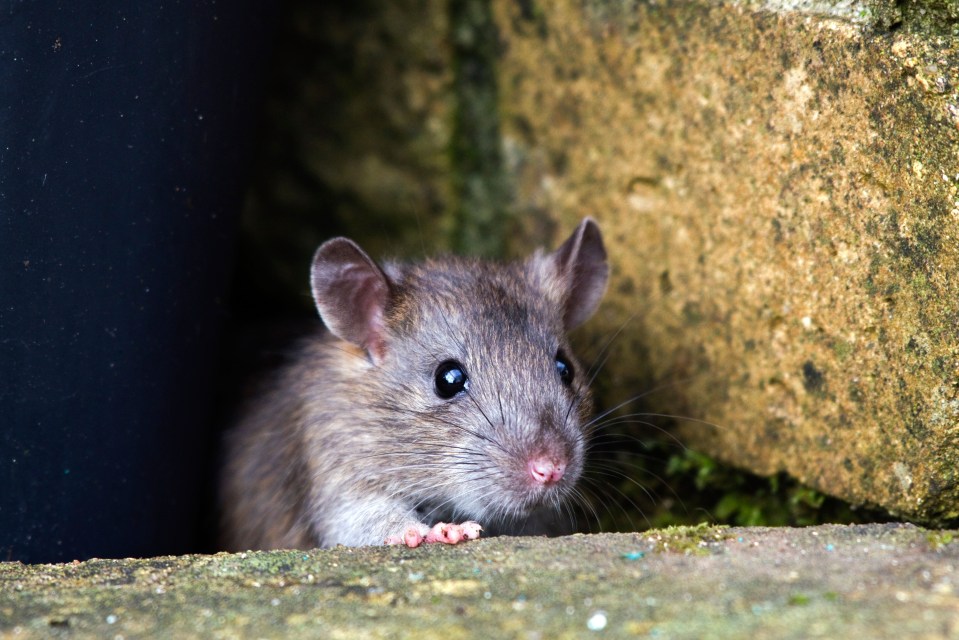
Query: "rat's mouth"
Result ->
[[492, 465, 580, 517]]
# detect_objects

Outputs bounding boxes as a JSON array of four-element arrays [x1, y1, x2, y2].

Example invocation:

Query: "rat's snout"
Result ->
[[527, 456, 566, 485]]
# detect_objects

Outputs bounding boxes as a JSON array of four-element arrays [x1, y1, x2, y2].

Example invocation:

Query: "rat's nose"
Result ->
[[528, 457, 566, 485]]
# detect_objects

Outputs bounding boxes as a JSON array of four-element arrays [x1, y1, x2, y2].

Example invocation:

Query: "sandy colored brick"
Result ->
[[493, 0, 959, 522]]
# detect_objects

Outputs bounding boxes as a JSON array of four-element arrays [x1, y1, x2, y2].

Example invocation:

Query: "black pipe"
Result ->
[[0, 1, 275, 563]]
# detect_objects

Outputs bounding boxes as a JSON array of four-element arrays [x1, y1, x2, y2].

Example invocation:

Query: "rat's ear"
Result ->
[[310, 237, 391, 361], [538, 218, 609, 330]]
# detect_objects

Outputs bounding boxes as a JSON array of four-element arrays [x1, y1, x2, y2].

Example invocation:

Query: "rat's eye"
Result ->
[[434, 360, 470, 399], [555, 351, 574, 386]]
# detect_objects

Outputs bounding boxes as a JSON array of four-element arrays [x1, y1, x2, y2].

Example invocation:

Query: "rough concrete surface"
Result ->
[[493, 0, 959, 523], [1, 524, 958, 638]]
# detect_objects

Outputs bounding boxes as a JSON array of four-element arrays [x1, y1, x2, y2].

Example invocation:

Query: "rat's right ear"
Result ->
[[535, 218, 609, 330], [310, 238, 391, 362]]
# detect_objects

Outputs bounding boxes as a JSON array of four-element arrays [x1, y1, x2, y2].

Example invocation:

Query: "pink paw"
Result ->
[[385, 521, 483, 548], [385, 526, 428, 548], [425, 521, 483, 545]]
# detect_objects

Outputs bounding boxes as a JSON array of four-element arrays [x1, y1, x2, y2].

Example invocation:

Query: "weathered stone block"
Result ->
[[494, 0, 959, 522], [2, 526, 958, 637]]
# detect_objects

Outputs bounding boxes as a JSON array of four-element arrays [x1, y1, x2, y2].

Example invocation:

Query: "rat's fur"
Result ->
[[220, 219, 608, 550]]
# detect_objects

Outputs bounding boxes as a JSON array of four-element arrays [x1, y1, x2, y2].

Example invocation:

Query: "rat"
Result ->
[[219, 217, 609, 549]]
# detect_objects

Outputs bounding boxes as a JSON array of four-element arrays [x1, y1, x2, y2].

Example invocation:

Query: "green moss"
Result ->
[[450, 0, 512, 257], [911, 273, 932, 300], [925, 530, 956, 549], [898, 0, 959, 34], [788, 593, 811, 606], [645, 523, 732, 555], [587, 443, 893, 533], [832, 340, 854, 360]]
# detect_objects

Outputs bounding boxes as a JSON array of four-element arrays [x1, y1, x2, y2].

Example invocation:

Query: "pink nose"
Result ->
[[528, 457, 566, 485]]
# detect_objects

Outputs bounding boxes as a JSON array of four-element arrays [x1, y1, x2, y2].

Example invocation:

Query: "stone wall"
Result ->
[[239, 0, 959, 523], [4, 526, 959, 636], [493, 0, 959, 523]]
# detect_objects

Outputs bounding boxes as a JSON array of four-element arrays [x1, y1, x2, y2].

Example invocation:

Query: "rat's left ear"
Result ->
[[310, 237, 392, 362], [536, 217, 609, 330]]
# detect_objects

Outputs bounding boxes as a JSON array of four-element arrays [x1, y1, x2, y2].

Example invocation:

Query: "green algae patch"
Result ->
[[926, 530, 957, 550], [449, 0, 513, 258], [3, 525, 959, 637], [642, 523, 733, 556]]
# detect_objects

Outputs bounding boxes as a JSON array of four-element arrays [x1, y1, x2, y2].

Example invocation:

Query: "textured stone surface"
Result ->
[[493, 0, 959, 523], [2, 525, 958, 638]]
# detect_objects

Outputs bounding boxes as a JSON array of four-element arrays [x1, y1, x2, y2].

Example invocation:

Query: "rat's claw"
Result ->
[[385, 527, 426, 548], [425, 521, 483, 545], [460, 521, 482, 540]]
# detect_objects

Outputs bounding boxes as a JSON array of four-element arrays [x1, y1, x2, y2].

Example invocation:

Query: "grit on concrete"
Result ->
[[1, 523, 957, 638]]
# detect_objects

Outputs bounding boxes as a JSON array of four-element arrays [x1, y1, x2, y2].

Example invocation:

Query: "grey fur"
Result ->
[[219, 218, 609, 550]]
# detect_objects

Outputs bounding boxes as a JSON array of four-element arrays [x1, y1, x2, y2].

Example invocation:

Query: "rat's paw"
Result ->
[[385, 525, 430, 548], [424, 521, 483, 545], [385, 521, 482, 547]]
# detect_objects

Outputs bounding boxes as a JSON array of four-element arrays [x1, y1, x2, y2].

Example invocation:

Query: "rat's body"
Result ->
[[220, 219, 608, 550]]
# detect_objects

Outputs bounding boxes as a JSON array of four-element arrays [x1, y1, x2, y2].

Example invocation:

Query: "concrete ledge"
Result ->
[[2, 525, 958, 637]]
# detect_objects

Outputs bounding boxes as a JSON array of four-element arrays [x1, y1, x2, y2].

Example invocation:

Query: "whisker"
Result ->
[[579, 470, 652, 531], [583, 311, 638, 388], [585, 417, 688, 450], [580, 375, 701, 432], [567, 483, 613, 533], [575, 478, 640, 532]]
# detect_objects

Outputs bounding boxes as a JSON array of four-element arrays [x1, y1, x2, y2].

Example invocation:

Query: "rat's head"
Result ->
[[309, 219, 608, 525]]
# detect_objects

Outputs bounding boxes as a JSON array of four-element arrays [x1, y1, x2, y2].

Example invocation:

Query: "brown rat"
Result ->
[[219, 218, 608, 549]]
